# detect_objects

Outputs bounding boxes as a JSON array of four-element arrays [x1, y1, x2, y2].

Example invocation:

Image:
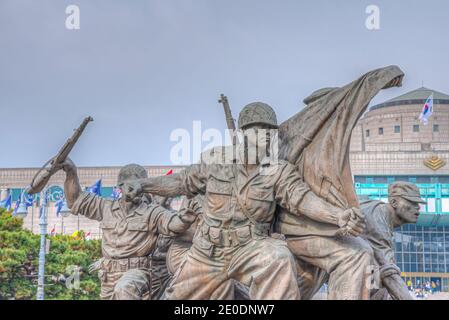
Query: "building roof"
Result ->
[[370, 87, 449, 111]]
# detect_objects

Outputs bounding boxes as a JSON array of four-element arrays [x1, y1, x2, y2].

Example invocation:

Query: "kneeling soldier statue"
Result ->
[[360, 182, 426, 300], [60, 159, 200, 300]]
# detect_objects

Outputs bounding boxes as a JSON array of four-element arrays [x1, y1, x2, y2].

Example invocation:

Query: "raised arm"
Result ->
[[60, 158, 105, 221], [61, 158, 82, 208]]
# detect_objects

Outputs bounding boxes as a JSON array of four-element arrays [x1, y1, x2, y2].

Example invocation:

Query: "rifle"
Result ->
[[218, 94, 239, 146], [27, 116, 93, 195]]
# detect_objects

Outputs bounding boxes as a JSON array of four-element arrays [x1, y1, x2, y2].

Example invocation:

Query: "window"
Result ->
[[413, 125, 420, 132], [426, 198, 436, 213], [442, 198, 449, 213], [366, 129, 370, 137], [378, 127, 384, 135], [433, 124, 439, 132], [394, 125, 401, 133]]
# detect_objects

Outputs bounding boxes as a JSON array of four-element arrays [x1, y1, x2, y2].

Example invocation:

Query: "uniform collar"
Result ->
[[112, 195, 151, 216]]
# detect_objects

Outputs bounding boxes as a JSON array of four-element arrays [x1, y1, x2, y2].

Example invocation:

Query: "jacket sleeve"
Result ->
[[70, 192, 106, 221], [273, 162, 342, 226]]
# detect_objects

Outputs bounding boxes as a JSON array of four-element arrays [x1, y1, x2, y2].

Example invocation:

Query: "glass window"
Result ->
[[426, 198, 436, 213], [430, 242, 438, 253], [439, 176, 449, 183], [417, 263, 423, 272], [442, 198, 449, 213], [431, 254, 438, 264], [366, 129, 370, 137], [413, 124, 419, 132], [433, 233, 444, 243], [354, 176, 365, 183], [373, 176, 388, 183], [404, 253, 410, 263], [433, 124, 439, 132], [413, 239, 423, 252], [417, 176, 431, 183], [394, 125, 401, 133], [417, 253, 424, 264], [378, 127, 384, 135]]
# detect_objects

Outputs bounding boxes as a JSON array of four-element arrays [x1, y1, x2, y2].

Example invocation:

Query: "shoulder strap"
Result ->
[[230, 164, 261, 227]]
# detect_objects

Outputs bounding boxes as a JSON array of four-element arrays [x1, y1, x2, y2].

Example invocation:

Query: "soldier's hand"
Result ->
[[56, 157, 76, 173], [88, 258, 102, 274], [185, 198, 202, 216], [337, 207, 366, 237], [178, 199, 202, 224], [347, 207, 366, 236], [382, 75, 403, 89]]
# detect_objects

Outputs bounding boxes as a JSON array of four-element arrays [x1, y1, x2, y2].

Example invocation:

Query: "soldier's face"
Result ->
[[392, 197, 421, 224], [118, 180, 142, 204], [242, 124, 273, 164]]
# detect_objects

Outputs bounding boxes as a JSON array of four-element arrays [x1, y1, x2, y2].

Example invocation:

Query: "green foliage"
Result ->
[[0, 208, 101, 300]]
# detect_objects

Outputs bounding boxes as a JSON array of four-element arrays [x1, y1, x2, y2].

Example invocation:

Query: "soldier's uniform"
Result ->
[[359, 183, 426, 300], [359, 199, 398, 299], [164, 153, 341, 300], [276, 214, 374, 300], [71, 192, 185, 300]]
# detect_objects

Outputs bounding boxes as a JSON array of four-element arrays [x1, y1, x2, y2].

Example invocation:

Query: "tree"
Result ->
[[0, 208, 101, 300]]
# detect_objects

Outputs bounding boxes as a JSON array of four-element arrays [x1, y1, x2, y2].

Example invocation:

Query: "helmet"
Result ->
[[238, 102, 278, 129], [117, 164, 148, 185]]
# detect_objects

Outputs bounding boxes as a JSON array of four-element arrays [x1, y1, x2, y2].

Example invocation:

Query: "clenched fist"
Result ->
[[337, 207, 366, 237], [178, 198, 202, 223]]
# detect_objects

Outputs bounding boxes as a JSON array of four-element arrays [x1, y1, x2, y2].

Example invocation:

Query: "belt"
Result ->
[[101, 256, 152, 273], [201, 222, 271, 247]]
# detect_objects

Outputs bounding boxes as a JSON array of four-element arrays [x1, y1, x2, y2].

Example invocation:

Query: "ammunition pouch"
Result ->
[[200, 221, 271, 247], [100, 256, 152, 273]]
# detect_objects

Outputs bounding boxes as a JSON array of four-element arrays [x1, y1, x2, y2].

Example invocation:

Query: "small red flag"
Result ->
[[165, 169, 173, 175]]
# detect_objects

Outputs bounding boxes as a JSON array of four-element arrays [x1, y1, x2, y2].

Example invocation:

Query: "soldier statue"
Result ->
[[59, 159, 200, 300], [135, 102, 364, 300], [360, 182, 426, 300]]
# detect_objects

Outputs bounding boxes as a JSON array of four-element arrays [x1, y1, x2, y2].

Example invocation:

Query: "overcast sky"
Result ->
[[1, 0, 448, 168]]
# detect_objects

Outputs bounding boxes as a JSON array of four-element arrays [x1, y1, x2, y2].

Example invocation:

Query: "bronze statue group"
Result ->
[[29, 66, 427, 300]]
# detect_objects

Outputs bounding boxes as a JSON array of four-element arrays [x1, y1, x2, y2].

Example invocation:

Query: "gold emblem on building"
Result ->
[[424, 155, 446, 171]]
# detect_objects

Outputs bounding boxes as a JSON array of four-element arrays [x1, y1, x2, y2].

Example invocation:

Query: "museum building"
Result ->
[[1, 87, 449, 292]]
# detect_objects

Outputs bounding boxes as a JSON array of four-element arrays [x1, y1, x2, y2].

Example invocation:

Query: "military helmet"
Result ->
[[117, 164, 148, 185], [238, 102, 278, 129]]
